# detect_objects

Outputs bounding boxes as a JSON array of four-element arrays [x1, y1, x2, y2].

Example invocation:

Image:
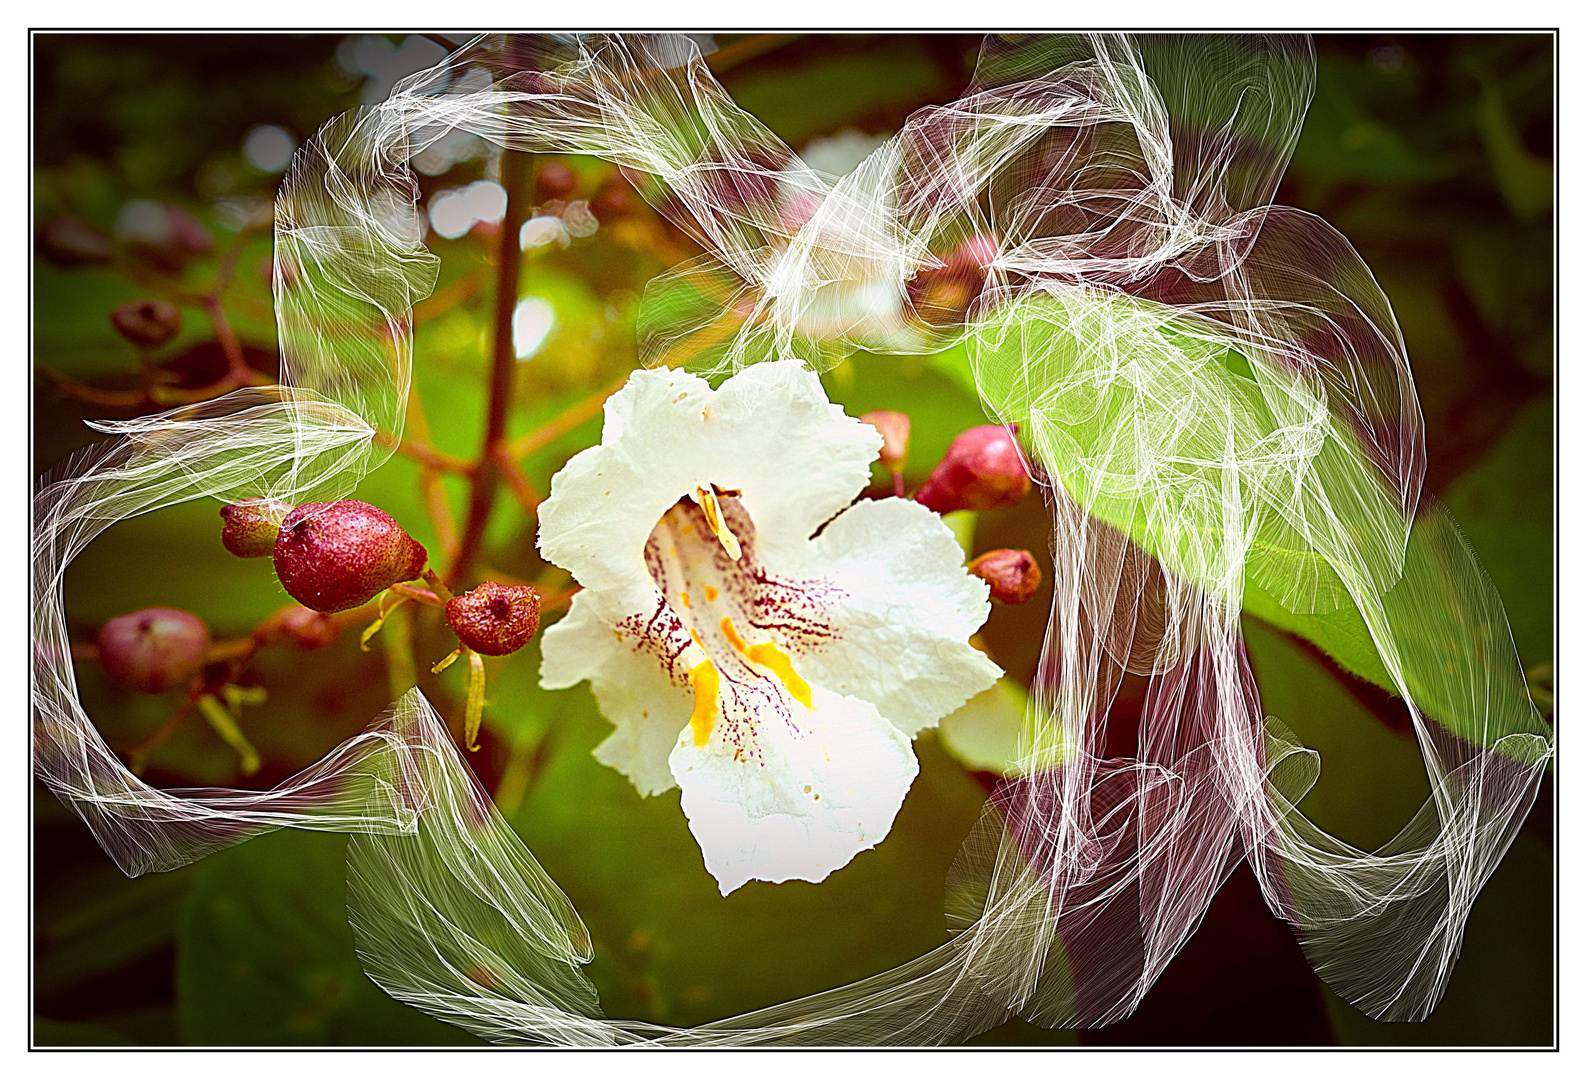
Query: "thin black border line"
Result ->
[[26, 27, 1563, 1052]]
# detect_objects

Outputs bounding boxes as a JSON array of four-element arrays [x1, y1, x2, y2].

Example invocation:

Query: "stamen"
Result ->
[[692, 485, 742, 561]]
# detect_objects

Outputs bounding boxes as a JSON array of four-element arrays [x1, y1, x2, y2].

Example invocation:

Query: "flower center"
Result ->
[[637, 492, 838, 753]]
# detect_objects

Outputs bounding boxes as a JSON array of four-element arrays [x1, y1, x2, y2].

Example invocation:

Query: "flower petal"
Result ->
[[540, 590, 691, 796], [790, 497, 1002, 736], [670, 684, 917, 895], [536, 358, 880, 602], [537, 367, 713, 606]]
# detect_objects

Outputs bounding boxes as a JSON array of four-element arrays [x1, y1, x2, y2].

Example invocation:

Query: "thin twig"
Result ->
[[707, 33, 800, 75], [507, 372, 629, 460], [450, 147, 532, 586], [391, 582, 446, 607], [374, 430, 475, 474], [491, 445, 542, 514]]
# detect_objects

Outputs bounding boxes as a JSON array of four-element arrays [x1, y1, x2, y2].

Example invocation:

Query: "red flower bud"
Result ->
[[591, 178, 636, 219], [535, 160, 578, 203], [914, 424, 1031, 513], [256, 603, 340, 651], [96, 607, 210, 693], [110, 299, 182, 349], [445, 582, 541, 656], [968, 548, 1042, 605], [114, 200, 213, 275], [949, 232, 999, 274], [37, 216, 115, 266], [220, 499, 289, 558], [860, 410, 911, 472], [272, 501, 427, 613]]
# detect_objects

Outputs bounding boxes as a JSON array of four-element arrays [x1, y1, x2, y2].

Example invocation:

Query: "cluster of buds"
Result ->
[[38, 201, 215, 278], [217, 497, 547, 753], [868, 411, 1043, 607], [220, 498, 427, 613], [90, 605, 271, 775], [113, 200, 214, 275]]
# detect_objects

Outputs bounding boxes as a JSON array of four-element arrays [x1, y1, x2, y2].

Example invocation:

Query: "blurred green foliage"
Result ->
[[33, 33, 1552, 1047]]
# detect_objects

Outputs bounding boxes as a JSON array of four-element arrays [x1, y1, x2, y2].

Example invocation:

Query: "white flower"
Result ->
[[537, 359, 1001, 894]]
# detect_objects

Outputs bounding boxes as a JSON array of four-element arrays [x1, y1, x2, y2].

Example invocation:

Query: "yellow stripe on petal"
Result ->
[[719, 615, 748, 655], [689, 659, 720, 745], [746, 641, 813, 710]]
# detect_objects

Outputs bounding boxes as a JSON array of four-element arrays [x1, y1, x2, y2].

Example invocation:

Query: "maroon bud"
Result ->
[[445, 582, 541, 656], [256, 603, 339, 651], [914, 424, 1031, 513], [96, 607, 211, 693], [908, 273, 979, 325], [272, 500, 428, 613], [535, 160, 578, 203], [949, 232, 999, 274], [861, 410, 911, 472], [220, 498, 290, 558], [968, 548, 1042, 605], [114, 200, 213, 274], [110, 299, 182, 349], [37, 216, 115, 266], [591, 178, 635, 219]]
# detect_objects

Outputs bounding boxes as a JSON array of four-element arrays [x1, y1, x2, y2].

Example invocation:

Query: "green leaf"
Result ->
[[967, 289, 1548, 753], [1439, 396, 1553, 671], [175, 829, 483, 1045], [503, 674, 991, 1028], [1245, 618, 1552, 1045]]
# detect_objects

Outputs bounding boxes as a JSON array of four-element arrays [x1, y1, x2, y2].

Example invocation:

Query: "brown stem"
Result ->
[[507, 372, 629, 460], [203, 637, 259, 664], [127, 695, 200, 775], [374, 430, 474, 475], [37, 365, 150, 409], [208, 204, 272, 298], [450, 147, 532, 586], [707, 33, 799, 74], [491, 445, 542, 514], [391, 582, 446, 608], [201, 297, 266, 388]]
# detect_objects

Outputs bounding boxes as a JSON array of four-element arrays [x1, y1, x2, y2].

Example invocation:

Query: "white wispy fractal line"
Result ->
[[31, 33, 1552, 1043]]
